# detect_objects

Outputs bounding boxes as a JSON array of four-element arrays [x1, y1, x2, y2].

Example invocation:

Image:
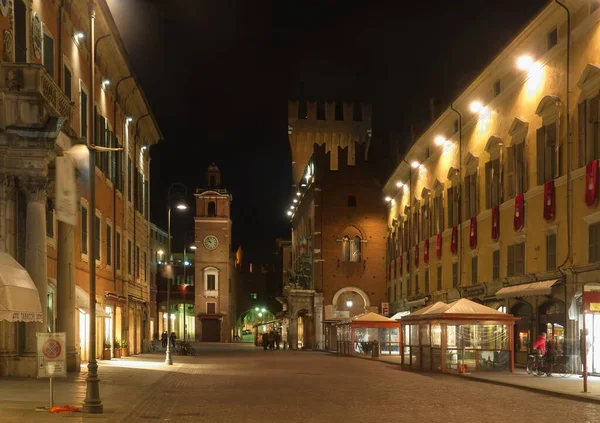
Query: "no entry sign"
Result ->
[[37, 332, 66, 378]]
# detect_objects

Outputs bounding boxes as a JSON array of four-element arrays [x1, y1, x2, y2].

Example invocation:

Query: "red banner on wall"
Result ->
[[514, 194, 524, 232], [424, 239, 429, 264], [586, 160, 598, 207], [436, 233, 442, 259], [451, 225, 458, 254], [414, 244, 419, 268], [544, 180, 555, 221], [491, 205, 500, 241], [469, 217, 477, 249]]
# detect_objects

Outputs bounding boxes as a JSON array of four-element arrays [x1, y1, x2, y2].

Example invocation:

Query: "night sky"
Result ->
[[108, 0, 549, 262]]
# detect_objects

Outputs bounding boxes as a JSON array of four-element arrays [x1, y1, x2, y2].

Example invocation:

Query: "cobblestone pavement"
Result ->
[[5, 344, 600, 422]]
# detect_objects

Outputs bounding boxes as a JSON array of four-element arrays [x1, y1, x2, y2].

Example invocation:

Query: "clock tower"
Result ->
[[194, 164, 235, 342]]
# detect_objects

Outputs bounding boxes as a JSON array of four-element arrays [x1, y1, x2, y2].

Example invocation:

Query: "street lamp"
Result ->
[[166, 183, 188, 365]]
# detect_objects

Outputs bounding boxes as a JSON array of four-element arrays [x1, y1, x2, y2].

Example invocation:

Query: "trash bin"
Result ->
[[371, 341, 380, 358]]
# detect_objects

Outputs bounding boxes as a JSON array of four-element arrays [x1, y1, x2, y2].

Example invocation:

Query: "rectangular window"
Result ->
[[578, 96, 600, 167], [81, 205, 88, 255], [335, 101, 344, 121], [412, 206, 420, 245], [452, 262, 458, 287], [471, 256, 478, 285], [46, 208, 54, 238], [43, 33, 54, 78], [536, 122, 559, 184], [136, 246, 140, 278], [406, 275, 411, 296], [465, 173, 478, 218], [415, 274, 419, 294], [493, 79, 501, 97], [316, 101, 326, 120], [493, 249, 500, 280], [546, 233, 557, 270], [94, 215, 100, 261], [298, 101, 307, 120], [507, 243, 526, 276], [80, 88, 88, 139], [116, 231, 121, 270], [421, 199, 430, 241], [143, 251, 147, 280], [250, 293, 257, 300], [485, 159, 501, 209], [63, 65, 72, 100], [432, 194, 444, 234], [207, 303, 216, 314], [436, 265, 442, 290], [424, 268, 430, 293], [589, 222, 600, 263], [447, 186, 460, 227], [128, 156, 132, 202], [547, 27, 558, 50], [106, 224, 112, 266], [352, 102, 362, 122], [207, 274, 216, 291], [347, 195, 357, 207], [506, 142, 527, 197], [128, 240, 132, 275]]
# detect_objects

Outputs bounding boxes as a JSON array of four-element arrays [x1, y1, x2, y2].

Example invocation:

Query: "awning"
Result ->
[[0, 252, 43, 322], [406, 298, 427, 307], [495, 279, 559, 299], [75, 285, 111, 318]]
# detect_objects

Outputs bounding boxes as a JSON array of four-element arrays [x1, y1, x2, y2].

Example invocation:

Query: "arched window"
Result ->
[[342, 236, 350, 261], [208, 201, 216, 217], [351, 236, 362, 262]]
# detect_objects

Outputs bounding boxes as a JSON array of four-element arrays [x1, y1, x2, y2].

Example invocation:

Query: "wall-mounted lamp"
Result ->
[[434, 135, 446, 146], [516, 55, 534, 71], [102, 78, 111, 89], [75, 31, 84, 40], [469, 101, 483, 113], [410, 161, 420, 169], [385, 196, 392, 202], [287, 210, 293, 216], [126, 117, 133, 123], [396, 181, 404, 188]]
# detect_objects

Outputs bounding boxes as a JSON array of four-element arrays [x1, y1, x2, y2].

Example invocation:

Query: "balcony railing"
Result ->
[[1, 62, 74, 126]]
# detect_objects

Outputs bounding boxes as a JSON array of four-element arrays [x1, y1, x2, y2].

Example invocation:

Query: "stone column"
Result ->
[[21, 177, 48, 358], [289, 309, 298, 350], [57, 220, 80, 372], [314, 293, 324, 350]]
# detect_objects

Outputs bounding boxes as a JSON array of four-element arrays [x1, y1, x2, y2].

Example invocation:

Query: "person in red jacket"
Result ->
[[532, 332, 547, 355]]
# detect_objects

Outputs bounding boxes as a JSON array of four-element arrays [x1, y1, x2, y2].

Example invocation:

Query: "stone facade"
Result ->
[[282, 102, 387, 350], [0, 0, 160, 377]]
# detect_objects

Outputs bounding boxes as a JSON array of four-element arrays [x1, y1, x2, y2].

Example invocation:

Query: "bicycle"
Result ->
[[177, 341, 199, 356], [149, 341, 158, 353], [527, 354, 572, 377]]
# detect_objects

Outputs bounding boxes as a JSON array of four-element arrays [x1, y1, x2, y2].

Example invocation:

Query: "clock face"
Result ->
[[204, 235, 219, 250]]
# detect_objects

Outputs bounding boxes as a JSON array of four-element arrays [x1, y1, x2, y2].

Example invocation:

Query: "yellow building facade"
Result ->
[[384, 0, 600, 368]]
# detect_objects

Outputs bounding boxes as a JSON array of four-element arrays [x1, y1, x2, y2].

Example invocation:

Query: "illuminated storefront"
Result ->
[[335, 312, 400, 356], [399, 299, 517, 373]]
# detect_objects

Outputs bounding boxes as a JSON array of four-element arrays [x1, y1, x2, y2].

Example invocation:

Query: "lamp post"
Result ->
[[166, 183, 188, 365], [182, 241, 197, 342]]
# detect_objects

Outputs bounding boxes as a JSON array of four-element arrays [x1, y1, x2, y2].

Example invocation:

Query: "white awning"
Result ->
[[0, 252, 43, 322], [495, 279, 559, 299], [406, 298, 427, 307], [75, 285, 111, 318]]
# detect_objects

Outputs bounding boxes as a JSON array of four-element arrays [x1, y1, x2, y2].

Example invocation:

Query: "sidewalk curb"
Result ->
[[352, 354, 600, 405]]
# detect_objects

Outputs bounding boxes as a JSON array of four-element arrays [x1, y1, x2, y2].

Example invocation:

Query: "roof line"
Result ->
[[97, 0, 164, 142]]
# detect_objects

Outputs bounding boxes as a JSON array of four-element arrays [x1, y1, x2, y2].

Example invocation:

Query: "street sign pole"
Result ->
[[36, 332, 67, 410]]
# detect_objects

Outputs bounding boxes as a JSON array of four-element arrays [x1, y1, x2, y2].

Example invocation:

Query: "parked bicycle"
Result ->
[[177, 341, 199, 356], [526, 354, 572, 377]]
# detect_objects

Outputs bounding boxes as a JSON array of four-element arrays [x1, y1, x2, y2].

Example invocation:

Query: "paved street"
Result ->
[[4, 344, 600, 422]]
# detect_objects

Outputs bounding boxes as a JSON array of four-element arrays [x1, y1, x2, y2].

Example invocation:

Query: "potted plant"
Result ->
[[103, 340, 111, 360], [121, 339, 129, 357], [114, 340, 121, 358]]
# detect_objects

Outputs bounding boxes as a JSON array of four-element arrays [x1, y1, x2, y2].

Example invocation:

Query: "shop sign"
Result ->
[[583, 284, 600, 313], [381, 302, 389, 317]]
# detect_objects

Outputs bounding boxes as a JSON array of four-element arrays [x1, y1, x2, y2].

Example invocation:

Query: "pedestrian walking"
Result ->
[[170, 331, 177, 349], [262, 332, 268, 351], [267, 330, 275, 350], [161, 331, 168, 348], [275, 331, 281, 350]]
